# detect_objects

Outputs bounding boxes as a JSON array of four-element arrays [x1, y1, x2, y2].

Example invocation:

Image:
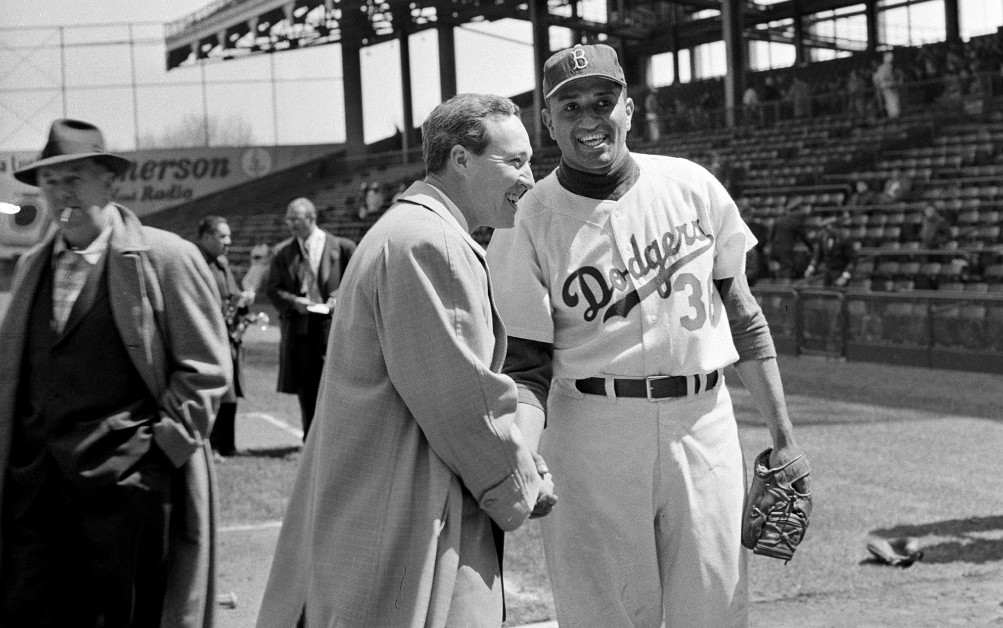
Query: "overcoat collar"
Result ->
[[397, 180, 486, 259]]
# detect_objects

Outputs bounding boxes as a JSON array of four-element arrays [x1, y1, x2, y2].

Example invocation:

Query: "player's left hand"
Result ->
[[769, 444, 810, 494], [530, 452, 557, 519]]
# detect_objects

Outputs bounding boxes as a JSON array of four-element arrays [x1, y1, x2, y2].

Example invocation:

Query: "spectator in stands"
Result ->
[[873, 51, 902, 120], [848, 179, 879, 206], [940, 61, 966, 103], [364, 181, 385, 216], [846, 68, 869, 116], [196, 215, 254, 458], [913, 50, 944, 104], [761, 75, 782, 125], [266, 197, 356, 439], [1, 118, 228, 627], [644, 87, 661, 142], [742, 81, 762, 126], [879, 169, 914, 204], [918, 203, 952, 249], [804, 215, 858, 287], [768, 201, 813, 280], [708, 151, 744, 196], [357, 181, 370, 218], [739, 199, 769, 286], [391, 181, 409, 204], [672, 97, 693, 132], [787, 74, 812, 118]]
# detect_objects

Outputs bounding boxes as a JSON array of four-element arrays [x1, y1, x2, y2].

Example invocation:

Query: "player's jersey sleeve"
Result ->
[[486, 202, 555, 344], [704, 169, 755, 281]]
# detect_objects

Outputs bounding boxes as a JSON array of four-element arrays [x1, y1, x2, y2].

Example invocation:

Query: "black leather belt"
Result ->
[[575, 370, 721, 401]]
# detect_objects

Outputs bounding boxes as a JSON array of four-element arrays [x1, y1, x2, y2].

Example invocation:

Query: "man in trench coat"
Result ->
[[0, 118, 230, 627], [256, 93, 556, 627], [266, 197, 355, 438]]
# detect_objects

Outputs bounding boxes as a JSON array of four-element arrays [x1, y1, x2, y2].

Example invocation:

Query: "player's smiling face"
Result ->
[[543, 76, 634, 174], [463, 114, 534, 229]]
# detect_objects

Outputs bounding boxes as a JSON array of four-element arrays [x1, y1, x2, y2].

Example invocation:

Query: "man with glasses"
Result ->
[[266, 197, 356, 438]]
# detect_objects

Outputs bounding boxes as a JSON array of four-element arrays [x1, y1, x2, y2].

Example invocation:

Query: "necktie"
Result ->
[[52, 249, 90, 333], [300, 240, 323, 303]]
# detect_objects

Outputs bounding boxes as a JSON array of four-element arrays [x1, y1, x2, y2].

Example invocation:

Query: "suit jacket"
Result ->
[[265, 229, 356, 393], [256, 181, 543, 628], [201, 250, 244, 401], [0, 203, 232, 628]]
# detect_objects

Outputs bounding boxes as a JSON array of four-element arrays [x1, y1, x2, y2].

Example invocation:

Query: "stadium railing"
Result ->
[[754, 283, 1003, 374]]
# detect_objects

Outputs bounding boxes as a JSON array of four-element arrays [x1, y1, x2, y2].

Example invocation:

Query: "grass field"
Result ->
[[217, 322, 1003, 626]]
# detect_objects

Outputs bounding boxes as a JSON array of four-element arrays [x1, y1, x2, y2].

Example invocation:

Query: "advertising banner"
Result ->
[[0, 143, 340, 258]]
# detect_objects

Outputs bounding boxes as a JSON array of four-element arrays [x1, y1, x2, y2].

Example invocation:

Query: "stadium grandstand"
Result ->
[[3, 0, 1003, 373]]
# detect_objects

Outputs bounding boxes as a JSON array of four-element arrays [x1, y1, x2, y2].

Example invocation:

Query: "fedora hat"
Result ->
[[14, 119, 133, 186]]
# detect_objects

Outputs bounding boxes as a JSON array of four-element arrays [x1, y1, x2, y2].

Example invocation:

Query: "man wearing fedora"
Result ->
[[0, 119, 231, 628]]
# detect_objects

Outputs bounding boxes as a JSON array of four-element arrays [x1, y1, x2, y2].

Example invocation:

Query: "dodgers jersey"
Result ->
[[486, 153, 755, 380]]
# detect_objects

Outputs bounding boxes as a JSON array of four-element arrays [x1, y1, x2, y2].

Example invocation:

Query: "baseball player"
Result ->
[[486, 44, 811, 627]]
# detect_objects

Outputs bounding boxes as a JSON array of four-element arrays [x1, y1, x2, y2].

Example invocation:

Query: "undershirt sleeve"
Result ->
[[715, 274, 777, 362], [502, 336, 553, 414]]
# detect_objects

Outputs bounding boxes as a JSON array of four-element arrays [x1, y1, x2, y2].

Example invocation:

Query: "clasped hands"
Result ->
[[530, 452, 558, 519]]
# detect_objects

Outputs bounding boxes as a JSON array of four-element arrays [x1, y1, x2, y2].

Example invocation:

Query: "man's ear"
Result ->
[[448, 144, 468, 173], [624, 97, 635, 132], [542, 108, 556, 141]]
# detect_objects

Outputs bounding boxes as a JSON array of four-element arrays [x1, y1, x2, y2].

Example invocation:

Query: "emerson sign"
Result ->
[[1, 143, 339, 217]]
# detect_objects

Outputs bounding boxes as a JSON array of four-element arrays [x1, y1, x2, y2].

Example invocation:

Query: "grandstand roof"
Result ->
[[164, 0, 873, 70]]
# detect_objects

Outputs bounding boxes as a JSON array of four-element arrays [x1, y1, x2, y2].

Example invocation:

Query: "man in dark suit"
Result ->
[[0, 119, 230, 628], [196, 215, 253, 457], [266, 197, 355, 439], [804, 216, 859, 287], [768, 201, 813, 280]]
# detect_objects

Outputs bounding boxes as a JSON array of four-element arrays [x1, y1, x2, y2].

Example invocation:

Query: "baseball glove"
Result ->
[[741, 448, 812, 562]]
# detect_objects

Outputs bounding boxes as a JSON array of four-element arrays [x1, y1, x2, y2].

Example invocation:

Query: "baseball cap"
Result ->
[[542, 44, 627, 99]]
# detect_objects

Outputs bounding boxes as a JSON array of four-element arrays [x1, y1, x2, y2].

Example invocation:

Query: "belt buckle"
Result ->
[[645, 375, 671, 402]]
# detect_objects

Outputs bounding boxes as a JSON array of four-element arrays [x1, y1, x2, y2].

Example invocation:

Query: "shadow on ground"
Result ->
[[864, 516, 1003, 565], [235, 445, 302, 459]]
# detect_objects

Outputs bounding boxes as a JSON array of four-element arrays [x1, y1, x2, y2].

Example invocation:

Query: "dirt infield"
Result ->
[[214, 348, 1003, 626]]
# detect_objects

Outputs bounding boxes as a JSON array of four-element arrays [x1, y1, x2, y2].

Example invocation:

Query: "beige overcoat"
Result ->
[[0, 204, 231, 628], [256, 182, 543, 627]]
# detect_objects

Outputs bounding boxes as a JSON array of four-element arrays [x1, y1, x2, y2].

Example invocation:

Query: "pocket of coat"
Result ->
[[48, 401, 157, 500]]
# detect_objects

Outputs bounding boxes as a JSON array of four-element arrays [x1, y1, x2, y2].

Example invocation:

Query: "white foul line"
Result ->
[[244, 411, 304, 440]]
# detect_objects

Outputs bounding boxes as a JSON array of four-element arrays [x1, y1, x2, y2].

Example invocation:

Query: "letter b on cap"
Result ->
[[572, 48, 588, 70]]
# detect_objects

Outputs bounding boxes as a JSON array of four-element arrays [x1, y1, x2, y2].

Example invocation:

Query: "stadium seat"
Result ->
[[897, 261, 921, 282], [957, 209, 980, 226], [938, 281, 966, 292], [915, 262, 942, 289], [863, 227, 885, 247], [983, 264, 1003, 283]]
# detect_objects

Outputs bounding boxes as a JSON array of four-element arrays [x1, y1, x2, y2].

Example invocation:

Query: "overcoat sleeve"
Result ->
[[375, 233, 541, 531], [140, 237, 232, 466]]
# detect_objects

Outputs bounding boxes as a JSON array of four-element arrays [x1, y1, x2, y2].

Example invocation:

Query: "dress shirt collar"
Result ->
[[297, 226, 325, 256], [52, 203, 115, 265]]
